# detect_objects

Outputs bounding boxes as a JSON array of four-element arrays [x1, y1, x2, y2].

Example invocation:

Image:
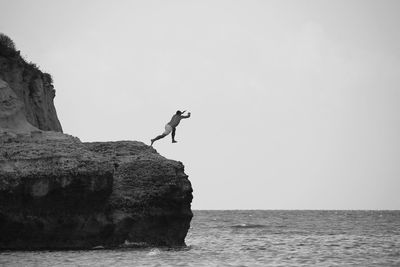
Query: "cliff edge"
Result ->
[[0, 34, 193, 249]]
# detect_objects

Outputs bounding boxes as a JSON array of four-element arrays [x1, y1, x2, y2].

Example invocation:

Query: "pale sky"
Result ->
[[1, 0, 400, 209]]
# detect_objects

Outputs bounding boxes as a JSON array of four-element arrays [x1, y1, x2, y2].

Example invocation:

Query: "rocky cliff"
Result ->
[[0, 36, 193, 250]]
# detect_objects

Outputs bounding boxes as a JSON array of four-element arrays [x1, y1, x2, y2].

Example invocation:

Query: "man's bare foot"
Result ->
[[172, 140, 177, 143]]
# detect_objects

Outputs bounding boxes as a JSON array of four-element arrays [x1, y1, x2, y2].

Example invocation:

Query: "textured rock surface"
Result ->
[[85, 141, 193, 247], [0, 49, 62, 132], [0, 133, 193, 249], [0, 79, 38, 132], [0, 131, 113, 249]]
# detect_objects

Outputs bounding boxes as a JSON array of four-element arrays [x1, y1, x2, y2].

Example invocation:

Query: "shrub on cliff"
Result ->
[[0, 33, 54, 86], [0, 33, 16, 50], [0, 33, 18, 57]]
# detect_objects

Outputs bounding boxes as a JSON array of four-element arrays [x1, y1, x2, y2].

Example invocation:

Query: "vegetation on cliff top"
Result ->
[[0, 33, 16, 51], [0, 33, 53, 85]]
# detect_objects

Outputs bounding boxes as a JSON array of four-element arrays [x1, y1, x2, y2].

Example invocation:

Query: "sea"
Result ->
[[1, 210, 399, 266]]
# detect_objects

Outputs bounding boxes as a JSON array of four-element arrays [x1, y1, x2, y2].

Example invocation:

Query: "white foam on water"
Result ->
[[147, 249, 161, 256]]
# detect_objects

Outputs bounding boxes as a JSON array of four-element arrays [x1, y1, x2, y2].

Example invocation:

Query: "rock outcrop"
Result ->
[[0, 38, 193, 250], [85, 141, 192, 247], [0, 132, 192, 249], [0, 44, 62, 132]]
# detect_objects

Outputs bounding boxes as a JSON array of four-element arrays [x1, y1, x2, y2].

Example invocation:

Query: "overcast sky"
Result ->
[[1, 0, 400, 209]]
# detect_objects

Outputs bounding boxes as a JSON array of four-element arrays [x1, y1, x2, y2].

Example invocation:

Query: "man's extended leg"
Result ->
[[151, 133, 167, 146], [172, 127, 177, 143], [152, 124, 173, 146]]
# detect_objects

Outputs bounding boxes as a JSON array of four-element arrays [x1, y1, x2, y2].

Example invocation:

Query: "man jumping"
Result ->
[[151, 110, 191, 146]]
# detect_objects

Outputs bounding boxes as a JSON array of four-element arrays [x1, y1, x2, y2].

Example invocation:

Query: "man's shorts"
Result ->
[[163, 124, 173, 135]]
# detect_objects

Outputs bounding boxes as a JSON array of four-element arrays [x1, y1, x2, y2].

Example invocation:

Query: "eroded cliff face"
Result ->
[[0, 78, 38, 132], [0, 49, 62, 132]]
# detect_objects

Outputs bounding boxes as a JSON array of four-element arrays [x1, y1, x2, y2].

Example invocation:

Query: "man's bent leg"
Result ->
[[172, 127, 177, 143]]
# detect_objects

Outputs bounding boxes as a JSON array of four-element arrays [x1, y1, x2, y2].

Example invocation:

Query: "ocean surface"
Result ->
[[1, 210, 399, 266]]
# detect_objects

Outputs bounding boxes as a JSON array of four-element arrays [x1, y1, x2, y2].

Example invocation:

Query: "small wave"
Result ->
[[120, 240, 149, 248], [147, 248, 161, 256], [231, 223, 266, 229]]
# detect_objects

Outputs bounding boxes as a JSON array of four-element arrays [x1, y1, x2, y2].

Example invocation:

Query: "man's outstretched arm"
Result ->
[[181, 112, 191, 119]]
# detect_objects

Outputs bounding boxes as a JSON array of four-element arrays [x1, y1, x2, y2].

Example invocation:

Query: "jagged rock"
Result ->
[[85, 141, 193, 247]]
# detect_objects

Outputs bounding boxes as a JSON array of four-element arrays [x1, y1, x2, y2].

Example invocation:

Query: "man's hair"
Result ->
[[176, 110, 182, 115]]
